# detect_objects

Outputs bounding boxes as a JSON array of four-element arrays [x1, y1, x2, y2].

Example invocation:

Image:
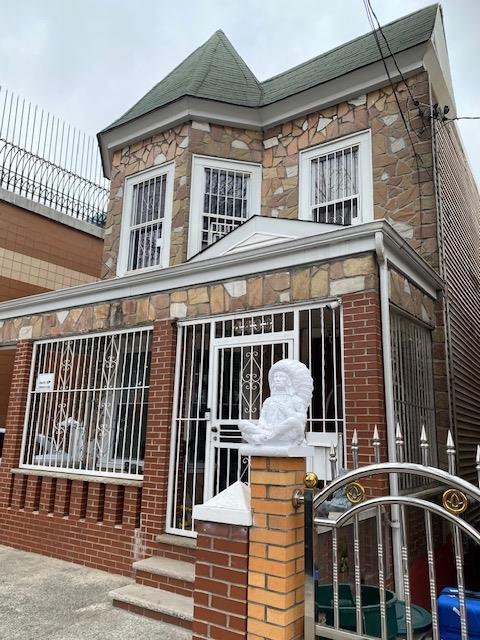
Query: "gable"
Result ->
[[188, 216, 340, 262]]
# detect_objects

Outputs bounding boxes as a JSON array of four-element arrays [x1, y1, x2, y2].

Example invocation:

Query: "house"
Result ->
[[0, 89, 106, 458], [0, 3, 478, 635]]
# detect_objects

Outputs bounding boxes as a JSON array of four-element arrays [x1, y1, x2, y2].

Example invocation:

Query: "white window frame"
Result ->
[[187, 155, 262, 259], [19, 327, 153, 480], [117, 162, 174, 277], [298, 129, 373, 225]]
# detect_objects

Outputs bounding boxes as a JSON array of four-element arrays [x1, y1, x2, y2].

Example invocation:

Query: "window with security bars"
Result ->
[[391, 311, 437, 489], [20, 328, 152, 479], [299, 131, 372, 227], [311, 145, 359, 225], [202, 167, 250, 249], [118, 164, 173, 275], [188, 156, 261, 257]]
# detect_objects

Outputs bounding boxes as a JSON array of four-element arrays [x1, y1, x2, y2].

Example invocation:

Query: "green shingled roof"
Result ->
[[104, 4, 438, 132]]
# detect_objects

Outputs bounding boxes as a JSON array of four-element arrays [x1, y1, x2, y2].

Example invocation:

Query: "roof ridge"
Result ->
[[260, 3, 439, 87]]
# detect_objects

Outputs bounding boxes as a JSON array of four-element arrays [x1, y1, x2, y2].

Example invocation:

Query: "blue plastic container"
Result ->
[[438, 587, 480, 639]]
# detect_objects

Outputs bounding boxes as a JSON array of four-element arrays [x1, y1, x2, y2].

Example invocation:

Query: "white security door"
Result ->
[[205, 337, 294, 501]]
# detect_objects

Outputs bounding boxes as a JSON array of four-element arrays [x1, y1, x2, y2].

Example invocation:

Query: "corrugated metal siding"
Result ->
[[435, 121, 480, 481]]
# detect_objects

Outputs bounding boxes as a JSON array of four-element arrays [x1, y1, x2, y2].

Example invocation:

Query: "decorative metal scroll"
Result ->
[[295, 425, 480, 640]]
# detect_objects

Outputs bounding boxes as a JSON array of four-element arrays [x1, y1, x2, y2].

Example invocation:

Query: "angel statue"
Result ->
[[239, 359, 313, 447]]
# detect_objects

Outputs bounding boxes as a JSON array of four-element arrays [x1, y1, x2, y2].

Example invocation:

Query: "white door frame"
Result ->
[[204, 333, 295, 502]]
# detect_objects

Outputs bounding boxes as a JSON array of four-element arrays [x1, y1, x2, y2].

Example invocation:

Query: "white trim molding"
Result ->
[[0, 219, 443, 325], [299, 129, 373, 226], [117, 162, 175, 277], [187, 155, 262, 259]]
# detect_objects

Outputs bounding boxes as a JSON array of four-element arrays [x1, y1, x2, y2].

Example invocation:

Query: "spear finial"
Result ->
[[420, 425, 429, 466], [329, 442, 338, 479], [446, 430, 456, 475], [372, 425, 381, 464], [395, 423, 404, 463], [351, 429, 359, 469], [476, 445, 480, 488]]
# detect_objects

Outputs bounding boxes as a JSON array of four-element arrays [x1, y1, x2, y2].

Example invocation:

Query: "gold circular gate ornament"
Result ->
[[442, 488, 469, 515], [304, 472, 318, 489], [345, 482, 366, 505]]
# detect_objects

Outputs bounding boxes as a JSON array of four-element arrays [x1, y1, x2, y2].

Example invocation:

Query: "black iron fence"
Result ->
[[0, 86, 109, 227]]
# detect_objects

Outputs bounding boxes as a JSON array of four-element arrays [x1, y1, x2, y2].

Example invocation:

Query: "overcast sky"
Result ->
[[1, 0, 479, 182]]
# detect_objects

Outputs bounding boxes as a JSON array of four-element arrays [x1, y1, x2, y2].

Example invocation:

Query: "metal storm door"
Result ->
[[205, 336, 294, 501]]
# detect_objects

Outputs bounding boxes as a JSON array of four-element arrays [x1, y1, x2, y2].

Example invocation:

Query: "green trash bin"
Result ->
[[316, 583, 398, 640]]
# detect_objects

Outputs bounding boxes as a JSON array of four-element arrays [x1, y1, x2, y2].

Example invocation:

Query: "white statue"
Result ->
[[239, 359, 313, 447]]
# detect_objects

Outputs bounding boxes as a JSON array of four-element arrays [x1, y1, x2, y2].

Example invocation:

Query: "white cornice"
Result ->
[[98, 44, 429, 178], [0, 220, 443, 322]]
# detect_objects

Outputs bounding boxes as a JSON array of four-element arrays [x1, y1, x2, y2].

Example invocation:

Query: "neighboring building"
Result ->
[[0, 89, 107, 455], [0, 3, 478, 632]]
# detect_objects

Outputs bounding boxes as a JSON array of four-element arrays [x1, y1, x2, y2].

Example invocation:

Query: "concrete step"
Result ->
[[156, 533, 197, 564], [110, 583, 193, 630], [133, 556, 195, 596], [134, 556, 195, 582]]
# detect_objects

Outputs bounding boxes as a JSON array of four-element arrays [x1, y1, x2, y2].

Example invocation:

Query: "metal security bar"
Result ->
[[128, 173, 167, 270], [202, 167, 250, 248], [311, 144, 359, 225], [167, 303, 344, 536], [296, 428, 480, 640], [0, 86, 109, 226], [391, 310, 437, 488], [20, 328, 152, 479]]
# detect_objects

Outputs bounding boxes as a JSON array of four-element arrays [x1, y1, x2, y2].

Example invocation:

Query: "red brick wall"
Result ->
[[0, 198, 103, 279], [342, 291, 388, 476], [193, 521, 249, 640], [0, 321, 179, 576], [140, 319, 177, 555]]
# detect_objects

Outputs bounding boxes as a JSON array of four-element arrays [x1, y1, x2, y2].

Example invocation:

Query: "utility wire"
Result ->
[[364, 0, 419, 112], [362, 0, 433, 182]]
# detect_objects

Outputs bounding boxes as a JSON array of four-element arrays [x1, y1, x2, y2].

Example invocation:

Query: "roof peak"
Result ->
[[101, 3, 439, 133]]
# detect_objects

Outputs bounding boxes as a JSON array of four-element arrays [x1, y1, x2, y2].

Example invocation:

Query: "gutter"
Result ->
[[375, 230, 404, 599]]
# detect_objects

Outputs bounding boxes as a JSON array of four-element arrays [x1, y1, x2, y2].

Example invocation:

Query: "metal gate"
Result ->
[[295, 426, 480, 640], [167, 303, 344, 536], [207, 336, 294, 497]]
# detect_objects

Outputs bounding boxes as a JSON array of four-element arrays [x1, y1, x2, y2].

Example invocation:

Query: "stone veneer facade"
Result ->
[[101, 72, 437, 280]]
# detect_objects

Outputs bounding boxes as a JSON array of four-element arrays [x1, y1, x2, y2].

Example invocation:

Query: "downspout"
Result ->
[[375, 230, 403, 599]]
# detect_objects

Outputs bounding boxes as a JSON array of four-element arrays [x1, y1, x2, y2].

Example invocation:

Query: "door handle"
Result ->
[[211, 426, 218, 433]]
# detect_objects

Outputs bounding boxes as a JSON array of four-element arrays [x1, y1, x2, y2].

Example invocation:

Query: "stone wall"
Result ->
[[0, 254, 378, 344], [101, 72, 437, 280], [389, 269, 435, 325], [103, 122, 263, 279]]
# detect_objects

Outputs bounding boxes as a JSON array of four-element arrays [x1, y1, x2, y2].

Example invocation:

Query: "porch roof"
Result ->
[[0, 219, 443, 322]]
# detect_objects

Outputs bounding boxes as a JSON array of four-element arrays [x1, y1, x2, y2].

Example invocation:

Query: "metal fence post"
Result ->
[[304, 486, 315, 640]]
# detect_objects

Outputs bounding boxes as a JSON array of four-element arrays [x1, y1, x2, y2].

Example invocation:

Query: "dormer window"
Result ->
[[188, 155, 261, 258], [117, 163, 174, 276], [299, 130, 373, 226]]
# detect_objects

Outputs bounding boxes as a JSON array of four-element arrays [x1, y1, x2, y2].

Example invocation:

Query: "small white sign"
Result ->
[[36, 372, 55, 392]]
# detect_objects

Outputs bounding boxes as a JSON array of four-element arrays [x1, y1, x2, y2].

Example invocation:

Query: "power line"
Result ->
[[362, 0, 433, 183], [363, 0, 419, 112]]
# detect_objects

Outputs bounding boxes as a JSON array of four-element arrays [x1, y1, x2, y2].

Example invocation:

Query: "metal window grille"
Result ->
[[391, 311, 437, 489], [202, 167, 250, 248], [311, 144, 359, 225], [20, 328, 152, 479], [128, 174, 167, 270]]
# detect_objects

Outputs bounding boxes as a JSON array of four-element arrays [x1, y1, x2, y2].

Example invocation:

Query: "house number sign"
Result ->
[[35, 373, 55, 392]]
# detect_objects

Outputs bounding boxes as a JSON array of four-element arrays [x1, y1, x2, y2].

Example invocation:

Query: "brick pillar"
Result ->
[[193, 521, 249, 640], [342, 291, 388, 469], [140, 319, 177, 550], [0, 340, 33, 509], [247, 456, 306, 640]]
